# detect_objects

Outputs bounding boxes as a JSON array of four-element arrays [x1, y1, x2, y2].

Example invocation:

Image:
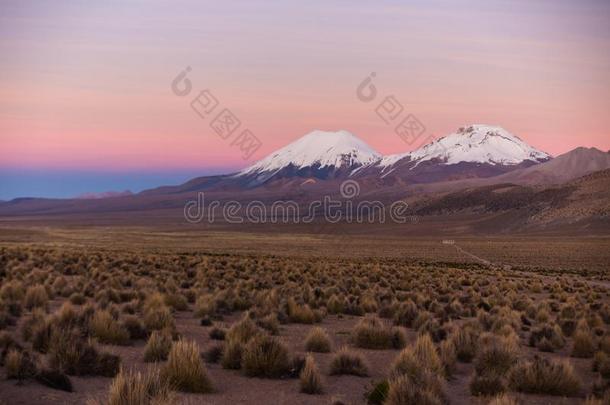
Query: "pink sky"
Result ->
[[1, 0, 609, 172]]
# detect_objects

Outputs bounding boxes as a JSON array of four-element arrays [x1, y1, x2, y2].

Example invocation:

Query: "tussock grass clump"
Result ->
[[69, 293, 87, 305], [221, 338, 244, 369], [106, 368, 171, 405], [21, 309, 47, 341], [393, 300, 419, 328], [439, 339, 457, 378], [142, 293, 175, 332], [55, 302, 83, 329], [143, 330, 173, 362], [162, 339, 212, 393], [300, 354, 323, 394], [48, 328, 120, 377], [89, 310, 130, 345], [30, 317, 54, 353], [24, 285, 49, 310], [219, 316, 261, 370], [391, 334, 443, 378], [571, 329, 596, 358], [257, 313, 280, 335], [529, 323, 565, 352], [164, 292, 188, 311], [470, 373, 508, 397], [385, 371, 446, 405], [473, 335, 518, 377], [352, 315, 406, 350], [0, 281, 24, 304], [594, 351, 610, 378], [286, 299, 317, 324], [122, 315, 147, 340], [5, 349, 37, 380], [388, 334, 446, 403], [487, 394, 518, 405], [194, 294, 216, 318], [305, 326, 332, 353], [361, 295, 378, 313], [329, 347, 368, 377], [327, 294, 345, 314], [242, 335, 291, 378], [447, 326, 478, 362], [509, 356, 582, 396], [226, 315, 260, 344]]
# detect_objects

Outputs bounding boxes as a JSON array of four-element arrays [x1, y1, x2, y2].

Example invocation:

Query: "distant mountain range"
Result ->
[[1, 124, 608, 235], [76, 190, 133, 200]]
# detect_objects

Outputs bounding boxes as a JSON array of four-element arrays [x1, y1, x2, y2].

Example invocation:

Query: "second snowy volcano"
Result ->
[[379, 124, 550, 169]]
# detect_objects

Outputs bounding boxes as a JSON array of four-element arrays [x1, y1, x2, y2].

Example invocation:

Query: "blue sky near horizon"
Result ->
[[0, 168, 237, 200]]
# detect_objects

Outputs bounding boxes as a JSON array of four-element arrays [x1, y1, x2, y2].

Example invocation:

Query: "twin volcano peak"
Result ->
[[238, 125, 551, 180]]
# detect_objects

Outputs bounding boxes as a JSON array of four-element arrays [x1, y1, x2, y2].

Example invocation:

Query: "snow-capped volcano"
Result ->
[[238, 130, 380, 179], [235, 125, 551, 186], [379, 125, 550, 168]]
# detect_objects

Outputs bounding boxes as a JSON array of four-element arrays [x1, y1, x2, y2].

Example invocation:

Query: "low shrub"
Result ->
[[35, 368, 73, 392], [209, 327, 226, 340]]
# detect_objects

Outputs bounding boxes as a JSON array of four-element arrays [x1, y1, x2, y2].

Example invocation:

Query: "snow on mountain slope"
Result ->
[[378, 125, 551, 168], [238, 130, 381, 176]]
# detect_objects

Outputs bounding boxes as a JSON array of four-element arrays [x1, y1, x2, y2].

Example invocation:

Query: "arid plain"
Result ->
[[0, 224, 609, 404]]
